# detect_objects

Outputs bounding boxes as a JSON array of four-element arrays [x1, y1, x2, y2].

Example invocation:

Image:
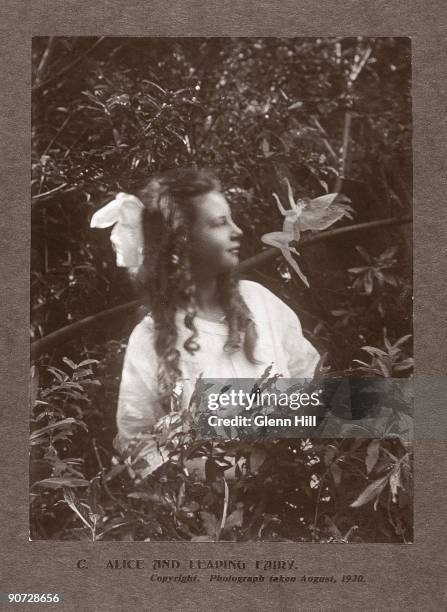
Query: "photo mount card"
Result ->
[[1, 2, 446, 611]]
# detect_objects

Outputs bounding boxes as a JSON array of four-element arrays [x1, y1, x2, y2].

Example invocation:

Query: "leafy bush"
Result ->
[[30, 358, 412, 542]]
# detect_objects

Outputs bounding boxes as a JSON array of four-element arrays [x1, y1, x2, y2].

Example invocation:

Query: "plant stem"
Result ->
[[34, 37, 56, 87], [217, 478, 229, 541]]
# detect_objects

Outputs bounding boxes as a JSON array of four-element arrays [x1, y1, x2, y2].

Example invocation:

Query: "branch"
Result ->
[[32, 182, 69, 201], [33, 37, 57, 87], [31, 185, 78, 211], [310, 115, 338, 163], [339, 110, 353, 179], [33, 37, 105, 92], [42, 111, 77, 156], [31, 215, 412, 360], [31, 299, 142, 360]]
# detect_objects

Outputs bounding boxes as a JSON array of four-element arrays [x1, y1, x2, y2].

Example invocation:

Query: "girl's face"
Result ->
[[189, 190, 243, 277]]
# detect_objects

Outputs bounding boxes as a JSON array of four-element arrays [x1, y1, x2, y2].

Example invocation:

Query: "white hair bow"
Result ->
[[261, 178, 353, 287], [90, 192, 144, 269]]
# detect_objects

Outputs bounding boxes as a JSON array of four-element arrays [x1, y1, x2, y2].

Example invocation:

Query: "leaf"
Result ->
[[261, 138, 271, 157], [30, 366, 40, 407], [33, 477, 89, 489], [342, 526, 359, 542], [330, 463, 342, 486], [331, 309, 348, 316], [62, 357, 78, 370], [250, 448, 266, 473], [46, 367, 67, 383], [176, 481, 186, 511], [56, 389, 87, 400], [355, 245, 372, 263], [348, 266, 369, 274], [382, 273, 398, 287], [324, 445, 337, 466], [383, 333, 392, 351], [350, 476, 388, 508], [100, 520, 136, 537], [361, 346, 388, 358], [63, 488, 92, 530], [365, 440, 380, 474], [59, 381, 84, 391], [287, 101, 303, 110], [389, 468, 401, 502], [393, 334, 412, 348], [199, 511, 218, 538], [373, 269, 385, 285], [380, 246, 398, 260], [181, 501, 200, 514], [105, 463, 127, 481], [382, 447, 399, 462], [393, 358, 414, 372], [51, 432, 72, 443], [81, 379, 102, 387], [364, 269, 374, 295], [78, 359, 100, 367], [377, 360, 391, 377], [30, 418, 87, 441], [73, 368, 93, 379], [224, 507, 244, 530], [324, 515, 343, 540]]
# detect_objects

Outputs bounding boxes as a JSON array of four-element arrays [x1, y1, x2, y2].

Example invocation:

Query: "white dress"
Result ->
[[116, 280, 319, 469]]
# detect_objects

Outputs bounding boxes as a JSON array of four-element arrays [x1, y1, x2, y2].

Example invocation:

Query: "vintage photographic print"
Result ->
[[30, 37, 413, 543]]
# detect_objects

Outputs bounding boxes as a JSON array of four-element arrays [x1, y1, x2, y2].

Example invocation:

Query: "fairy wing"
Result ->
[[299, 194, 353, 231]]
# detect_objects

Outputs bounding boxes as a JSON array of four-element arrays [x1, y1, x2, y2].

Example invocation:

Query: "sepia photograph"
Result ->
[[30, 36, 413, 543]]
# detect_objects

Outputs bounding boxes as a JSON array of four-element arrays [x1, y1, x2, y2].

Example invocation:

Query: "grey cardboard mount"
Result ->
[[1, 2, 447, 610]]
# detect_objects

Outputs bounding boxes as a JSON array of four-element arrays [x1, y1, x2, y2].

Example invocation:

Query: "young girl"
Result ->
[[91, 168, 319, 474]]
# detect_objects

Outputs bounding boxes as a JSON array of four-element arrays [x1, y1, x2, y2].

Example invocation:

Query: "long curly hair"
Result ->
[[134, 168, 258, 412]]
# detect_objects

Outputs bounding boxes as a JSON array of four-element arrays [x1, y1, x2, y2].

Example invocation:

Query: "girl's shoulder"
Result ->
[[239, 279, 289, 310], [239, 279, 274, 301], [239, 280, 299, 327], [127, 313, 155, 350]]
